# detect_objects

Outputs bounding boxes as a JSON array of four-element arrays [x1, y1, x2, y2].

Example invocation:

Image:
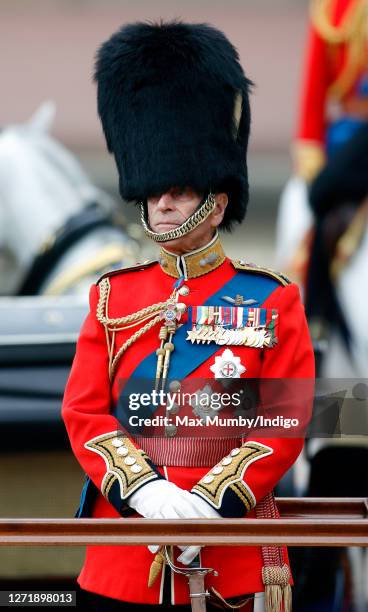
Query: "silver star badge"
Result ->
[[210, 348, 246, 379]]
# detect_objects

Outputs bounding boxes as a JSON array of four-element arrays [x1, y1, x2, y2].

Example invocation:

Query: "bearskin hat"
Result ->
[[94, 21, 252, 230]]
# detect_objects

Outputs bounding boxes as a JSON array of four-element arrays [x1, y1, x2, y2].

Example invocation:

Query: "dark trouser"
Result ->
[[80, 591, 254, 611], [78, 569, 254, 611]]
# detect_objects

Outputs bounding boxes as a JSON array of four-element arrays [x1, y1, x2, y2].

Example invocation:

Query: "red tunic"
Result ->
[[62, 254, 314, 605], [297, 0, 368, 146], [295, 0, 368, 180]]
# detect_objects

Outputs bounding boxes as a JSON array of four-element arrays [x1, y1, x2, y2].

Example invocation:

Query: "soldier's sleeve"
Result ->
[[62, 284, 164, 516], [294, 19, 328, 181], [192, 282, 315, 518]]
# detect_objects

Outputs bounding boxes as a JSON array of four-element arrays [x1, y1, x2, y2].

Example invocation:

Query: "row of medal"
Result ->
[[190, 305, 267, 327], [187, 306, 278, 347]]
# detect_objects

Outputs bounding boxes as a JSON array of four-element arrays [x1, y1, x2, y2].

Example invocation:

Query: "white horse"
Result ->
[[0, 102, 139, 296]]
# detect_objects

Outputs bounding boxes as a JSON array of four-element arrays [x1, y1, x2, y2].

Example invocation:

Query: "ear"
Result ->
[[211, 193, 228, 227]]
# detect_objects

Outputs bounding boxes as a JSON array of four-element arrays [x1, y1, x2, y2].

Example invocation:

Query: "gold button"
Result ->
[[212, 466, 224, 475], [221, 456, 232, 466], [176, 302, 187, 313], [112, 438, 123, 447], [124, 456, 136, 466], [169, 380, 181, 392], [117, 446, 129, 456], [165, 425, 177, 437], [131, 464, 143, 473], [178, 285, 189, 296]]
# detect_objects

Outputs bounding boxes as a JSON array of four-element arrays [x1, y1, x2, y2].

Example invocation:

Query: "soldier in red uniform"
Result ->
[[279, 0, 368, 307], [62, 21, 315, 611], [278, 4, 368, 608], [295, 0, 368, 182]]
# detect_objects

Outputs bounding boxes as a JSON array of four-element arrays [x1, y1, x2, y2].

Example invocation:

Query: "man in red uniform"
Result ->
[[278, 0, 368, 303], [62, 21, 314, 611], [295, 0, 368, 182]]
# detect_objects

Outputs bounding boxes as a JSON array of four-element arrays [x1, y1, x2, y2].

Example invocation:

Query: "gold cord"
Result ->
[[97, 278, 169, 326], [311, 0, 366, 43], [110, 314, 162, 379], [96, 277, 180, 380], [311, 0, 368, 98]]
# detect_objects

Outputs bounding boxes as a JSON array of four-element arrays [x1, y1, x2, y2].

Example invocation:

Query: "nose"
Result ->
[[156, 191, 175, 211]]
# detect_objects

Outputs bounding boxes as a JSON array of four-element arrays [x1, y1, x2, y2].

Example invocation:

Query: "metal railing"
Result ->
[[1, 499, 367, 547]]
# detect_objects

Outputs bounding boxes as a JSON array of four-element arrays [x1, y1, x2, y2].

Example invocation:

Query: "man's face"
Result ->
[[146, 186, 228, 254], [147, 186, 202, 233]]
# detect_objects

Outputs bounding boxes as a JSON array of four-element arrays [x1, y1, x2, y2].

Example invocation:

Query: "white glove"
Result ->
[[128, 480, 206, 519], [128, 482, 220, 565], [128, 479, 200, 557], [175, 494, 220, 565]]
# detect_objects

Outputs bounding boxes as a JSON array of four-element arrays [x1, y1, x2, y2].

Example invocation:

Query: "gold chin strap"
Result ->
[[140, 192, 216, 242]]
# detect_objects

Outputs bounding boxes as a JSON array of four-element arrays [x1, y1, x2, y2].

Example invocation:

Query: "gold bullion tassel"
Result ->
[[148, 549, 166, 588], [156, 299, 185, 390], [160, 322, 176, 391], [155, 325, 168, 387], [262, 564, 292, 612]]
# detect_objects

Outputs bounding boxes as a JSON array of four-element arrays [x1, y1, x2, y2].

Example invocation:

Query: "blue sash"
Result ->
[[78, 270, 280, 517], [114, 271, 280, 427]]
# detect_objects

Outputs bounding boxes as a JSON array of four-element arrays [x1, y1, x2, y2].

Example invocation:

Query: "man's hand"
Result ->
[[127, 480, 209, 519], [176, 493, 220, 565], [127, 481, 220, 564]]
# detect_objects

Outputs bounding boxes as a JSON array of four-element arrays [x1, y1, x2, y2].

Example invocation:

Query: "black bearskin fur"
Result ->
[[94, 21, 252, 230]]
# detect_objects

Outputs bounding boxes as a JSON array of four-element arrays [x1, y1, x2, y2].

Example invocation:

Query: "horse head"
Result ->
[[0, 102, 120, 294]]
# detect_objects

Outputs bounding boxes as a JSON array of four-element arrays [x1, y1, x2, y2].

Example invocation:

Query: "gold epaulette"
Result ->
[[310, 0, 367, 99], [96, 259, 157, 285], [231, 259, 291, 287]]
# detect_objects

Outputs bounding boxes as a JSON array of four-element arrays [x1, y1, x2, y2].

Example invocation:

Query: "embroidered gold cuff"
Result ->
[[85, 431, 160, 500], [192, 441, 273, 511]]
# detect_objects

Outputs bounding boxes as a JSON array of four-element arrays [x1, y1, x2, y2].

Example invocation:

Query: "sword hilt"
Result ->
[[163, 546, 217, 577], [164, 547, 218, 612]]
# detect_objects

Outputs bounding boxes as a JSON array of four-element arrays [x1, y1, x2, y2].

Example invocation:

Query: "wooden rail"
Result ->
[[0, 499, 367, 547]]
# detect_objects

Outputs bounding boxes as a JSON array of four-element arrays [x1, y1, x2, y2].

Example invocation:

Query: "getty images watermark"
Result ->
[[127, 388, 299, 430], [114, 378, 368, 438], [128, 413, 299, 430]]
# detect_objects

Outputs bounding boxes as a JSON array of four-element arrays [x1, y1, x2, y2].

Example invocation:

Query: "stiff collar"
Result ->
[[158, 232, 226, 279]]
